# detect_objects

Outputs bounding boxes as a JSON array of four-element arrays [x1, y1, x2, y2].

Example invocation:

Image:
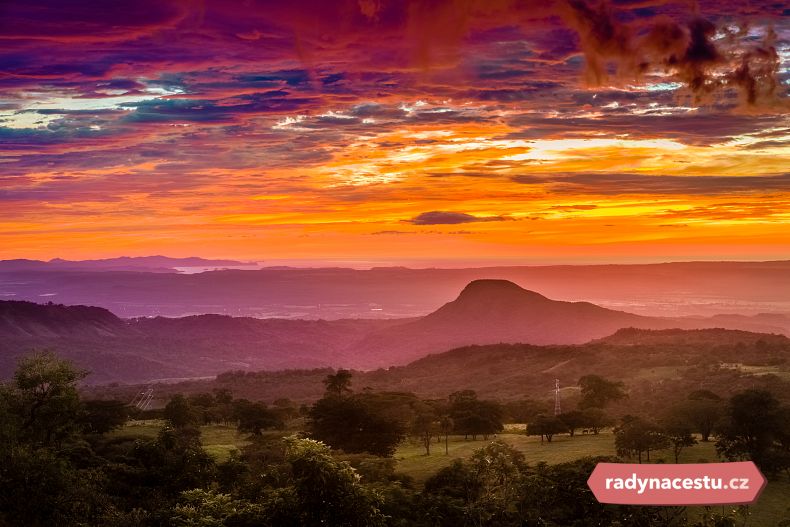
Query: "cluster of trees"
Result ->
[[611, 387, 790, 473], [162, 392, 293, 436], [419, 442, 746, 527], [308, 371, 505, 457], [526, 375, 623, 442], [2, 354, 789, 526]]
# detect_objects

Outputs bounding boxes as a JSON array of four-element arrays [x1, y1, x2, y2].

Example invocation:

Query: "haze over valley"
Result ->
[[2, 267, 790, 384]]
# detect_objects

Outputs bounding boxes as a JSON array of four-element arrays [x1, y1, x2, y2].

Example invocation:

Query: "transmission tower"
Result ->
[[130, 387, 154, 411], [553, 379, 561, 416]]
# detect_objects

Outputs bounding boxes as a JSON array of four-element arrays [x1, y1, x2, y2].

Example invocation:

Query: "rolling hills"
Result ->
[[1, 279, 789, 384]]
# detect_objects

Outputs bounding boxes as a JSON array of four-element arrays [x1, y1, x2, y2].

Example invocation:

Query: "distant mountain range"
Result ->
[[0, 256, 258, 273], [1, 259, 789, 319], [1, 279, 789, 384]]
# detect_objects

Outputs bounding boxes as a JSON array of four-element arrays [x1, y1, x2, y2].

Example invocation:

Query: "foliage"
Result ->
[[578, 374, 627, 409], [232, 399, 282, 435], [449, 391, 504, 440], [283, 436, 386, 526], [526, 414, 567, 443], [80, 399, 129, 434], [557, 410, 586, 437], [716, 389, 790, 475], [614, 415, 670, 463], [678, 391, 723, 442], [323, 369, 353, 398], [165, 394, 201, 429], [309, 394, 407, 457]]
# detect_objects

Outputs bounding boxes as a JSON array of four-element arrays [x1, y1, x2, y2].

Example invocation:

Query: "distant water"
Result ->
[[172, 265, 262, 274]]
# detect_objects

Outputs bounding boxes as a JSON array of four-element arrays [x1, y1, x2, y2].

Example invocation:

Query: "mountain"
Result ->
[[1, 280, 788, 384], [346, 279, 787, 367], [0, 256, 257, 273], [0, 300, 130, 338], [0, 300, 401, 384], [1, 260, 789, 319]]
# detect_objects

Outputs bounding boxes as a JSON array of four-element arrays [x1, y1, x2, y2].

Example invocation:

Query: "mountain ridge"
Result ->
[[1, 280, 789, 383]]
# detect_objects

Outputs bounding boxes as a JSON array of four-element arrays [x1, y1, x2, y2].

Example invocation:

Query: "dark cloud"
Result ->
[[503, 113, 789, 145], [560, 0, 787, 108], [512, 172, 790, 195], [407, 211, 512, 225]]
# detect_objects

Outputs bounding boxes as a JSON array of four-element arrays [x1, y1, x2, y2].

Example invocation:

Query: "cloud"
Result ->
[[559, 0, 787, 109], [512, 172, 790, 195], [407, 211, 512, 225]]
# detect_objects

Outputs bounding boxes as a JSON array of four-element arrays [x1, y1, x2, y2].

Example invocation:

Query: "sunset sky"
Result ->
[[1, 0, 788, 266]]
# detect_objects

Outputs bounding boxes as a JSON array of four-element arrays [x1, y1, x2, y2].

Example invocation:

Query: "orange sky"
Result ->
[[1, 0, 788, 265]]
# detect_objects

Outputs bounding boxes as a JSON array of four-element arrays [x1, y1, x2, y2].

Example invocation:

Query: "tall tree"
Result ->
[[164, 394, 200, 430], [558, 410, 586, 437], [411, 402, 439, 456], [309, 394, 406, 457], [323, 370, 353, 398], [579, 408, 613, 435], [283, 437, 386, 527], [716, 389, 787, 473], [578, 375, 627, 410], [681, 390, 723, 442], [232, 399, 282, 435], [449, 391, 503, 440], [6, 351, 87, 447], [527, 414, 567, 443], [661, 416, 698, 463], [614, 416, 669, 463], [79, 400, 128, 435]]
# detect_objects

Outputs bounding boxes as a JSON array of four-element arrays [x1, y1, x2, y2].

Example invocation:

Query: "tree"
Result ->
[[164, 394, 200, 430], [439, 415, 454, 455], [323, 369, 353, 398], [79, 399, 128, 435], [716, 389, 787, 472], [309, 395, 406, 457], [424, 441, 528, 526], [662, 416, 698, 463], [449, 391, 503, 440], [502, 398, 549, 424], [682, 390, 723, 442], [519, 457, 617, 526], [614, 416, 669, 463], [578, 375, 627, 409], [557, 410, 585, 437], [527, 414, 567, 443], [232, 399, 283, 435], [8, 351, 86, 447], [171, 489, 260, 527], [188, 392, 217, 425], [0, 353, 112, 525], [579, 407, 613, 435], [283, 437, 386, 526], [411, 402, 439, 456]]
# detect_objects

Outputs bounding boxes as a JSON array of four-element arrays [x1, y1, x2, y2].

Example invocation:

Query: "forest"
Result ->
[[2, 352, 789, 526]]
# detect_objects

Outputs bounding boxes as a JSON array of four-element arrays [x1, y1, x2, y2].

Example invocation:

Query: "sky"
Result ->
[[0, 0, 788, 266]]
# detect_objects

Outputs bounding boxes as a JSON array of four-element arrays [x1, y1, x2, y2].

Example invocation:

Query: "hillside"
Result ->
[[348, 280, 788, 367], [0, 301, 405, 383], [86, 328, 790, 411], [2, 281, 789, 384]]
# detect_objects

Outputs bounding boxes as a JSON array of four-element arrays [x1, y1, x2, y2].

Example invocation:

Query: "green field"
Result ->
[[112, 420, 252, 461], [395, 429, 789, 526], [113, 422, 789, 525]]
